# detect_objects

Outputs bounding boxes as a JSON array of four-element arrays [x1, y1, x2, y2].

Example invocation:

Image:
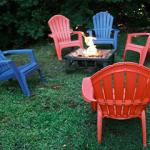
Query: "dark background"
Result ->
[[0, 0, 149, 49]]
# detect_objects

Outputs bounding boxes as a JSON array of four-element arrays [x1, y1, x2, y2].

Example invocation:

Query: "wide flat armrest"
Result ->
[[0, 60, 12, 64], [71, 31, 83, 41], [3, 49, 37, 63], [70, 29, 73, 33], [128, 33, 150, 37], [127, 33, 150, 45], [87, 29, 94, 32], [87, 29, 94, 37], [82, 77, 96, 103], [48, 34, 58, 38], [3, 49, 33, 55], [48, 34, 53, 38], [72, 31, 82, 35], [112, 29, 120, 33]]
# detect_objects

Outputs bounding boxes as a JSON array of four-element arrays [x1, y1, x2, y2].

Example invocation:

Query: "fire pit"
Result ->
[[64, 48, 116, 72], [69, 48, 112, 58]]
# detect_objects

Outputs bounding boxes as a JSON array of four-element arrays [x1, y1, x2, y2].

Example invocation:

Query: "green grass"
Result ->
[[0, 33, 150, 150]]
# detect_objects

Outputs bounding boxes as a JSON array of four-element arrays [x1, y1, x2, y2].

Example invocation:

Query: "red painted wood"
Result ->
[[48, 15, 83, 60], [82, 62, 150, 147], [123, 33, 150, 65]]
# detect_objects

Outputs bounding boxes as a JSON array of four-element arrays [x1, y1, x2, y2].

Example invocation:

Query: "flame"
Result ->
[[82, 32, 102, 56]]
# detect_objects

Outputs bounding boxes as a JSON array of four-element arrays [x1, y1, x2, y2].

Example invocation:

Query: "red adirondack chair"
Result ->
[[48, 15, 83, 60], [123, 33, 150, 65], [82, 62, 150, 147]]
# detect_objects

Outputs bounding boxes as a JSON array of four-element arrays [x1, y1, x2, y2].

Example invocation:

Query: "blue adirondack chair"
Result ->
[[87, 12, 120, 50], [0, 49, 43, 96]]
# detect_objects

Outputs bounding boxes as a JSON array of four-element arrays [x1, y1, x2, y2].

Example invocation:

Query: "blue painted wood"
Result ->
[[87, 12, 120, 50], [0, 49, 43, 96]]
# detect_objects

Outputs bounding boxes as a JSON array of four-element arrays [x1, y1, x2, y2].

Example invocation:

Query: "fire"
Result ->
[[82, 32, 102, 57]]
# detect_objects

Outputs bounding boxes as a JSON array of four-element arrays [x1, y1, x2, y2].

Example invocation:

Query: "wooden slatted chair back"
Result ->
[[91, 62, 150, 119], [93, 12, 113, 39], [48, 15, 71, 42]]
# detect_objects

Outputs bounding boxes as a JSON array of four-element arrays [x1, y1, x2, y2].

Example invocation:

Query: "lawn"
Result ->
[[0, 32, 150, 150]]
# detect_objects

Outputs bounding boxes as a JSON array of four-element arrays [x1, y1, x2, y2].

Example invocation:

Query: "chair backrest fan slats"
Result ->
[[93, 12, 113, 39], [49, 15, 71, 42], [91, 63, 150, 119]]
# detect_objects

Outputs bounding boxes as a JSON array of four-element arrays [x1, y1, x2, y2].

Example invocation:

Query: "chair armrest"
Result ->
[[3, 49, 37, 63], [112, 29, 120, 33], [48, 33, 60, 38], [72, 31, 83, 41], [0, 60, 12, 64], [82, 77, 96, 103], [87, 29, 94, 37], [48, 34, 53, 38], [128, 33, 150, 37], [112, 29, 120, 38], [72, 31, 82, 35], [127, 33, 150, 45], [70, 29, 73, 33]]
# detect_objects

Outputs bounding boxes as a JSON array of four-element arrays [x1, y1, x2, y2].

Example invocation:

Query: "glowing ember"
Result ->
[[69, 48, 112, 58], [83, 49, 103, 57]]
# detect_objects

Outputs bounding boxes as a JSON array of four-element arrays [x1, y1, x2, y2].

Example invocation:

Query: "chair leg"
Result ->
[[57, 52, 62, 60], [113, 42, 117, 50], [139, 56, 144, 65], [141, 110, 147, 147], [139, 52, 147, 65], [123, 49, 127, 62], [16, 74, 30, 96], [55, 45, 62, 60], [80, 41, 84, 49], [37, 69, 45, 82], [97, 105, 103, 144], [57, 48, 62, 60]]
